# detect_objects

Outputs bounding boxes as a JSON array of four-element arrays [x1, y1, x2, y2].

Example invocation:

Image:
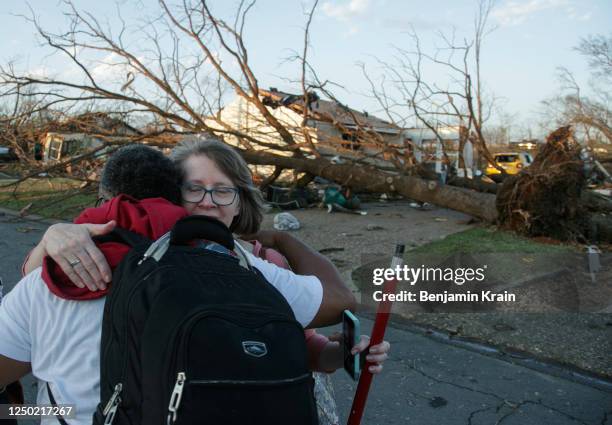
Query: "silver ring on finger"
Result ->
[[69, 258, 81, 267]]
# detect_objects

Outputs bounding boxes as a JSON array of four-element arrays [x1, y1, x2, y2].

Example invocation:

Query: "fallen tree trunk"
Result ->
[[447, 176, 498, 194], [240, 150, 498, 222]]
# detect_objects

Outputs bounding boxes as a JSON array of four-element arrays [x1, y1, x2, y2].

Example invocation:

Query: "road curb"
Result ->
[[358, 309, 612, 394]]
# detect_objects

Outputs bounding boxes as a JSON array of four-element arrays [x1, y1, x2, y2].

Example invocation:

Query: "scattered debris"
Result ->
[[448, 326, 463, 336], [326, 203, 367, 215], [19, 203, 33, 217], [493, 323, 516, 332], [265, 185, 316, 210], [409, 202, 432, 210], [273, 212, 300, 231], [318, 247, 345, 254], [323, 187, 366, 215], [366, 224, 384, 231], [329, 155, 344, 164], [15, 226, 39, 233], [587, 245, 601, 283], [434, 217, 448, 222], [593, 189, 611, 197], [428, 397, 448, 409], [330, 258, 348, 267]]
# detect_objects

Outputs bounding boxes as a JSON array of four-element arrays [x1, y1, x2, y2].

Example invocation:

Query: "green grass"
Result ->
[[0, 178, 97, 220], [410, 227, 576, 256]]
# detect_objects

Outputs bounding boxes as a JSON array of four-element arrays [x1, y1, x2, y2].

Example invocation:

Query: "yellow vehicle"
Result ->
[[485, 152, 533, 181]]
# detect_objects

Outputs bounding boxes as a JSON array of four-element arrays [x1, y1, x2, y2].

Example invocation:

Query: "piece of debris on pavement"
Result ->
[[493, 323, 516, 332], [318, 247, 345, 254], [16, 226, 40, 233], [326, 203, 367, 215], [273, 212, 300, 231], [19, 203, 33, 216]]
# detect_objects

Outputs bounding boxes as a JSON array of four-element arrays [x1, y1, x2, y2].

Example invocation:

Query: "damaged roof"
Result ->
[[44, 112, 142, 136], [259, 88, 400, 135]]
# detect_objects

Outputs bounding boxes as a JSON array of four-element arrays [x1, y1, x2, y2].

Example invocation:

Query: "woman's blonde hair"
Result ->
[[170, 136, 264, 234]]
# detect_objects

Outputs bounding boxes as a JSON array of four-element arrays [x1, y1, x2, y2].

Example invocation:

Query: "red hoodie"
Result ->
[[41, 194, 189, 300]]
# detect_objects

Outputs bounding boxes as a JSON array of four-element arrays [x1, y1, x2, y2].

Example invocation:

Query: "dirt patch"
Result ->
[[260, 200, 476, 282]]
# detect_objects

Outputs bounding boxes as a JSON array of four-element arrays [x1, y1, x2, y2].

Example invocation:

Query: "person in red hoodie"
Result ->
[[0, 145, 191, 424]]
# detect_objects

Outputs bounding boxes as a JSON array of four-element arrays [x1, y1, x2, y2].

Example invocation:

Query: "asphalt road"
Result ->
[[0, 211, 611, 425]]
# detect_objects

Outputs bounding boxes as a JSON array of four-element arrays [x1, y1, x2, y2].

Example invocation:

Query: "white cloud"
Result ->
[[493, 0, 569, 26], [322, 0, 370, 22], [91, 52, 134, 83]]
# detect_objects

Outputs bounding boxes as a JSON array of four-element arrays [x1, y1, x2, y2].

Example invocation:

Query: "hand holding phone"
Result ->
[[343, 310, 361, 380]]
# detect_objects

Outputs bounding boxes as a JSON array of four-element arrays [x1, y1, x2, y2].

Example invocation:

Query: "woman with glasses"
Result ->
[[23, 137, 390, 425]]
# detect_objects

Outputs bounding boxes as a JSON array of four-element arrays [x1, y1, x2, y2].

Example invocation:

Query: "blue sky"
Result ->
[[1, 0, 610, 134]]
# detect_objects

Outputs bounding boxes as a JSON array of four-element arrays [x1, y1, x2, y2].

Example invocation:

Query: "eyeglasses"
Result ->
[[181, 184, 239, 206]]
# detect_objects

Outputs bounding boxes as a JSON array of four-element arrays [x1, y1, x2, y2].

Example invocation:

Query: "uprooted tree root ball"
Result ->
[[496, 126, 589, 241]]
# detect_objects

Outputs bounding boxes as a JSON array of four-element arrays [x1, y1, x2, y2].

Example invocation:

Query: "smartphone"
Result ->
[[342, 309, 361, 380]]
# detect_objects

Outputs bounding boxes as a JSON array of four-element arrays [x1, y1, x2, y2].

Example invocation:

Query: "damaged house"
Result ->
[[212, 88, 476, 178], [40, 113, 142, 162], [401, 127, 477, 178], [212, 88, 402, 165]]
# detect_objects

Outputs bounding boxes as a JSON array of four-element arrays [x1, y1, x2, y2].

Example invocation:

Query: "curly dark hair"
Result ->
[[100, 144, 181, 204]]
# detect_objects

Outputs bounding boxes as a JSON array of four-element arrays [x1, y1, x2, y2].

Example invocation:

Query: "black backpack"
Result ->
[[93, 216, 318, 425]]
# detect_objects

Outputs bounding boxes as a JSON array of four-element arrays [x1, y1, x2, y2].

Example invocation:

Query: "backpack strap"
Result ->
[[232, 240, 253, 271], [138, 216, 251, 269], [93, 228, 151, 247], [46, 383, 69, 425]]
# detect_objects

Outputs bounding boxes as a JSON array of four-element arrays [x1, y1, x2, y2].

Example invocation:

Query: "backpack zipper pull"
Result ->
[[138, 232, 171, 265], [151, 233, 171, 262], [102, 383, 122, 425], [167, 372, 186, 425]]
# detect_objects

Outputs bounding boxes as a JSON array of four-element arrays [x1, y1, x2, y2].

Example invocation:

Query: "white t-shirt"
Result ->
[[0, 254, 322, 424], [0, 268, 104, 425]]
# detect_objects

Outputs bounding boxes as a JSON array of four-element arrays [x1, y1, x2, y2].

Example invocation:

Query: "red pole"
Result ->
[[347, 244, 405, 425]]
